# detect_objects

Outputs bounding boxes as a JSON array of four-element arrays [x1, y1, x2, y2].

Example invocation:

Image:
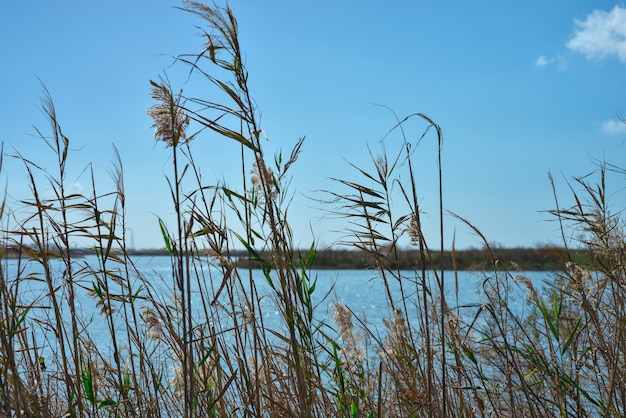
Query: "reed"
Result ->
[[0, 1, 624, 416]]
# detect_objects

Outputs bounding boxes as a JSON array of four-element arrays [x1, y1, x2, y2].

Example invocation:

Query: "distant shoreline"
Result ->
[[3, 246, 595, 272]]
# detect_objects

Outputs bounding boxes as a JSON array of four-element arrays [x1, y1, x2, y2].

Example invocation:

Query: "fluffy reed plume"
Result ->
[[380, 308, 410, 361], [408, 212, 422, 246], [147, 79, 190, 147], [141, 306, 164, 341], [565, 261, 596, 299], [513, 274, 538, 300], [250, 160, 278, 203], [333, 303, 365, 370]]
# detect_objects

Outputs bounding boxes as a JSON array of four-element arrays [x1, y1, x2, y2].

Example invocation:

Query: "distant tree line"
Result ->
[[299, 247, 597, 271], [223, 246, 597, 271], [3, 245, 597, 271]]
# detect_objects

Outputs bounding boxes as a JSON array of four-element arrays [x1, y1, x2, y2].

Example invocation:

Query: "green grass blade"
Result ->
[[13, 307, 30, 331], [561, 317, 581, 355], [82, 363, 95, 405], [537, 297, 559, 342], [158, 218, 173, 255]]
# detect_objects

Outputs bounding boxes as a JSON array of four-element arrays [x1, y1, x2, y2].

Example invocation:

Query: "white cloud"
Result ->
[[535, 55, 550, 67], [567, 5, 626, 62], [600, 118, 626, 135], [42, 181, 86, 199], [68, 181, 85, 195], [534, 54, 568, 70]]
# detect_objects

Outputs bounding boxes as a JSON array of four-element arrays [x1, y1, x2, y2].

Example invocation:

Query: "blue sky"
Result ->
[[1, 1, 626, 250]]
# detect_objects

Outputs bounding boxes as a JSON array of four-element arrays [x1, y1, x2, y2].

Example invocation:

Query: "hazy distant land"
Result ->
[[5, 246, 592, 271]]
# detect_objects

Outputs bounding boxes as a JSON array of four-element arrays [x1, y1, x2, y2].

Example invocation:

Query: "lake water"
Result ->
[[5, 254, 558, 351]]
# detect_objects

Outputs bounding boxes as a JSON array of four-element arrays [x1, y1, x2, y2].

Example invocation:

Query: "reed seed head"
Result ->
[[333, 303, 365, 369], [148, 80, 190, 147], [513, 275, 537, 301], [250, 159, 278, 202], [141, 306, 163, 341], [381, 308, 409, 360], [408, 213, 421, 246]]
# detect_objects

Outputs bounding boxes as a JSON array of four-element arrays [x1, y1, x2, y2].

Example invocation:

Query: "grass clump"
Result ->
[[0, 2, 624, 417]]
